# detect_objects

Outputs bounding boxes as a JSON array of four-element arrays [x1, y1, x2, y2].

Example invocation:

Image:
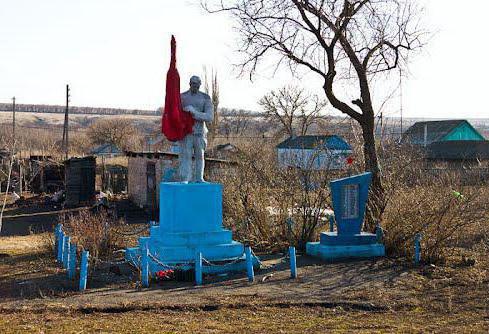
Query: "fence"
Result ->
[[54, 223, 299, 291], [54, 224, 90, 291]]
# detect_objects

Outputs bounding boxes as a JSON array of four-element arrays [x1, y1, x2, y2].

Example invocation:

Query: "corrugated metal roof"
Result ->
[[276, 135, 351, 151], [402, 120, 470, 144]]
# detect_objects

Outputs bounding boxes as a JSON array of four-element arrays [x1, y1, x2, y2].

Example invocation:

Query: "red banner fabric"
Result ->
[[161, 35, 194, 141]]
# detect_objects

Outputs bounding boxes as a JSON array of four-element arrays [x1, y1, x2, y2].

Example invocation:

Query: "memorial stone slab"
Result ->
[[306, 172, 385, 260]]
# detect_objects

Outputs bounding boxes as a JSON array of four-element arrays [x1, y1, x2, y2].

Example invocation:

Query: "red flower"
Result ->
[[156, 269, 175, 280]]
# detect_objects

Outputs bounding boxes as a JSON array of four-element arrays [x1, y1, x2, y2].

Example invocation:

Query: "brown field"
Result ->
[[0, 111, 159, 128]]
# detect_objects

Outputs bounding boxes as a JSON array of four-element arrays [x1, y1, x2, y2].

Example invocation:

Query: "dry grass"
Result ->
[[0, 233, 50, 255], [0, 306, 487, 333]]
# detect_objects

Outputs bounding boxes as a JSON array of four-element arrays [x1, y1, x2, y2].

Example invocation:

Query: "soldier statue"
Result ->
[[179, 75, 214, 183]]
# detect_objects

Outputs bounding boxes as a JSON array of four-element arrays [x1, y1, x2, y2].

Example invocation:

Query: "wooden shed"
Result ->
[[64, 156, 96, 207]]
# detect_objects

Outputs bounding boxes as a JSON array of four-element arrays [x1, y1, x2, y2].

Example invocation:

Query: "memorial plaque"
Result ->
[[330, 172, 371, 235], [342, 184, 359, 219]]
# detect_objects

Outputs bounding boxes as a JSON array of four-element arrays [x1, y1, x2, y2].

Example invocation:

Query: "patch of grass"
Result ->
[[0, 307, 487, 333], [0, 233, 51, 256]]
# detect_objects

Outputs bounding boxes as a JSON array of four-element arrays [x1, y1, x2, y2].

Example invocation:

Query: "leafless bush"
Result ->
[[217, 142, 339, 251], [384, 183, 489, 263], [381, 143, 489, 263], [87, 118, 142, 151], [40, 231, 56, 255], [69, 132, 91, 156], [60, 210, 124, 261]]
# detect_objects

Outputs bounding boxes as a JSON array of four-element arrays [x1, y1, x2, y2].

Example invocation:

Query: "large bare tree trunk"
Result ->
[[361, 120, 385, 229]]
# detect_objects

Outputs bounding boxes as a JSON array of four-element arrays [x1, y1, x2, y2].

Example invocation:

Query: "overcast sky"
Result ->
[[0, 0, 488, 119]]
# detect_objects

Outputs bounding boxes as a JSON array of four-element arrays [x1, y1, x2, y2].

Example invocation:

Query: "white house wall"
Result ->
[[277, 148, 351, 170]]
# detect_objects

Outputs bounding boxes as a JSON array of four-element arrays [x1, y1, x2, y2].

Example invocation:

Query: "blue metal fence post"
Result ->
[[414, 233, 422, 265], [329, 216, 335, 233], [57, 232, 65, 264], [79, 250, 89, 291], [141, 247, 150, 288], [289, 246, 297, 279], [245, 246, 254, 282], [54, 224, 62, 257], [63, 236, 70, 269], [195, 252, 203, 286], [68, 242, 77, 279]]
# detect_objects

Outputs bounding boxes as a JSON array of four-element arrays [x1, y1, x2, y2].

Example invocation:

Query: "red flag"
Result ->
[[161, 35, 194, 141]]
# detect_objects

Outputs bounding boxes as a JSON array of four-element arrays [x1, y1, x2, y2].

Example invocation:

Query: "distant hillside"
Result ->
[[0, 103, 159, 116]]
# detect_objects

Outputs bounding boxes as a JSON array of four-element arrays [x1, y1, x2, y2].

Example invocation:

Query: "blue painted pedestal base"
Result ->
[[306, 173, 385, 261], [306, 232, 385, 261], [125, 182, 259, 274]]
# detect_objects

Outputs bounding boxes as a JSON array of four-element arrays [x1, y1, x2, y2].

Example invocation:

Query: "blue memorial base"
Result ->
[[306, 173, 385, 261], [125, 182, 260, 275], [306, 232, 385, 261]]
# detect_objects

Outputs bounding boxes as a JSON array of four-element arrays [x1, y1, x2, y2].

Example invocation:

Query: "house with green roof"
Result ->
[[401, 120, 485, 146]]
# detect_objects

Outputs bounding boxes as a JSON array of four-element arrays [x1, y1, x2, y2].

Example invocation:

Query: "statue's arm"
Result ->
[[190, 96, 214, 122]]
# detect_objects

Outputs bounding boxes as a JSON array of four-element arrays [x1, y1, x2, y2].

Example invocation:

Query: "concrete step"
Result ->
[[319, 232, 378, 245], [306, 241, 385, 260], [149, 229, 233, 246], [147, 240, 245, 262]]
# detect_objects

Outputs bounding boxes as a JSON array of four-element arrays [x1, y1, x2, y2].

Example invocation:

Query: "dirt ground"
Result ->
[[0, 233, 488, 333]]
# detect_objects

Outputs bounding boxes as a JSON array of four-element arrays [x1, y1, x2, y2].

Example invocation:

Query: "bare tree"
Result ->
[[205, 0, 426, 220], [211, 71, 220, 133], [203, 67, 221, 137], [87, 118, 139, 151], [221, 109, 251, 136], [259, 85, 327, 137]]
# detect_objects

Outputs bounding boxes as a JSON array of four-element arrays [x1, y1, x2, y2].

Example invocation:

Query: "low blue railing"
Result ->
[[54, 224, 89, 291]]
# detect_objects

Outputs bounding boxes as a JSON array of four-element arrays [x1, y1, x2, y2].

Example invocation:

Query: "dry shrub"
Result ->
[[40, 231, 56, 255], [60, 210, 124, 261], [217, 142, 340, 251], [384, 184, 489, 263], [381, 142, 489, 263]]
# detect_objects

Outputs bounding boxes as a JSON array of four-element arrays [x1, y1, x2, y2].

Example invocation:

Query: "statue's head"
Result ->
[[189, 75, 201, 94]]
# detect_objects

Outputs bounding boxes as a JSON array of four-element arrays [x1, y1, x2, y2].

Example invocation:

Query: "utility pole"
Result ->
[[62, 84, 70, 160]]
